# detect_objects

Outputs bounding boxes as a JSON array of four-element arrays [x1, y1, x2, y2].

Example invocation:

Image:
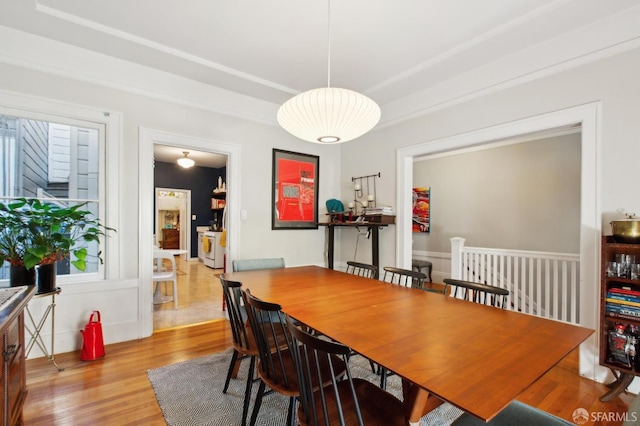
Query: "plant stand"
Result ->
[[25, 287, 64, 371]]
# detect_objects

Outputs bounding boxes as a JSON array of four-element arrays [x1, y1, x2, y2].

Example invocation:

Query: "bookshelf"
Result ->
[[599, 235, 640, 401]]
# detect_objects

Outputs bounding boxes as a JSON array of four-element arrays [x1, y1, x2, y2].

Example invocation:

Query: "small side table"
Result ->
[[25, 287, 64, 371]]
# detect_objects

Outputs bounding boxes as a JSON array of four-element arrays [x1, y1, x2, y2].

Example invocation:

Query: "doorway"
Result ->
[[151, 150, 226, 331], [155, 187, 190, 254], [396, 102, 602, 383], [138, 128, 241, 338]]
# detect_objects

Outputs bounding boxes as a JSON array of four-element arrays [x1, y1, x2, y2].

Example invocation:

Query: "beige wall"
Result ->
[[412, 133, 581, 254]]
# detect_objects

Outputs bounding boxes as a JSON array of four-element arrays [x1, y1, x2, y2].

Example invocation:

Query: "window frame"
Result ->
[[0, 90, 120, 282]]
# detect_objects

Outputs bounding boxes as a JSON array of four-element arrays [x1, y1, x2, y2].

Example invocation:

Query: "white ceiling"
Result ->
[[2, 0, 640, 132]]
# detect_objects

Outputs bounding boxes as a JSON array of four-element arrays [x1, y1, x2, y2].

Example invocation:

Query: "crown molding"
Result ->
[[1, 3, 639, 131], [35, 2, 298, 97], [0, 26, 280, 126], [378, 5, 640, 128]]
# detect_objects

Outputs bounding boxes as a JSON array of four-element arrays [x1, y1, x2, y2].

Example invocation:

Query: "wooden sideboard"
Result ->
[[162, 228, 180, 249], [0, 285, 36, 426]]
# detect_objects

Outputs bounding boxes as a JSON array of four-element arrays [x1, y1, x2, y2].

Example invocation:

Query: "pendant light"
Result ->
[[177, 151, 195, 168], [277, 0, 381, 144]]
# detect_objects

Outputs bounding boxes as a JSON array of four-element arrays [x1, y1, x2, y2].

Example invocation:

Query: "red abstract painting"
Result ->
[[272, 149, 319, 229], [412, 187, 430, 233]]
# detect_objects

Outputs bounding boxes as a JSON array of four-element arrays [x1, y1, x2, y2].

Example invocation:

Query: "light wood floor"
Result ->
[[153, 256, 226, 331], [24, 320, 233, 425], [23, 263, 636, 425]]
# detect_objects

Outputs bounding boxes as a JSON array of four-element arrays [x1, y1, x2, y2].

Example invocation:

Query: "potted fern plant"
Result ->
[[0, 198, 114, 292]]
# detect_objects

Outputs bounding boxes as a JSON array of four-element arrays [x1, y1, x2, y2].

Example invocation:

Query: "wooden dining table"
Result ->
[[225, 265, 594, 424]]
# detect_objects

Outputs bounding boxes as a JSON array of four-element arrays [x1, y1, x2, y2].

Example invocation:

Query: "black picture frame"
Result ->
[[272, 149, 319, 230]]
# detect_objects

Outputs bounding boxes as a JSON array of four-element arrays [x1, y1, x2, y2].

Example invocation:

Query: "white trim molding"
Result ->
[[0, 89, 122, 280], [138, 128, 241, 338]]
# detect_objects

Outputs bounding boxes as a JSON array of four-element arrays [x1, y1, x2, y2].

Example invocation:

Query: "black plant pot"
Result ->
[[36, 263, 57, 294], [9, 264, 36, 287]]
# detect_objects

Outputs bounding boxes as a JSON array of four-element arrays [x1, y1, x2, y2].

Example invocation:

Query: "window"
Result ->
[[0, 112, 105, 280]]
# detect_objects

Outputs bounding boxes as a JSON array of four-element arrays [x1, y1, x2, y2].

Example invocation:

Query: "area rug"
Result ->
[[148, 348, 463, 425]]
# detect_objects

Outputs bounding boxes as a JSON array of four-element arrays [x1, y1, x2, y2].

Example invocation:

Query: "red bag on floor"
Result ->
[[80, 311, 105, 361]]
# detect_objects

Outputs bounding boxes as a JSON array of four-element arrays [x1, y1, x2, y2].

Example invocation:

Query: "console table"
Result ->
[[318, 222, 391, 275]]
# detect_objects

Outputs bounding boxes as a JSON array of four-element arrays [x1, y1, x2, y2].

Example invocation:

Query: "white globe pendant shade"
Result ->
[[277, 87, 381, 144], [177, 151, 195, 168]]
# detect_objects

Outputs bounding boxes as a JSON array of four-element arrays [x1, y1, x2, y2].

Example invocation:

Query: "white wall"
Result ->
[[4, 26, 640, 390], [0, 48, 341, 355]]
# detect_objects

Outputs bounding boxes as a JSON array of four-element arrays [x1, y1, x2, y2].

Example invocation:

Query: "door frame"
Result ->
[[396, 102, 603, 382], [138, 128, 241, 338]]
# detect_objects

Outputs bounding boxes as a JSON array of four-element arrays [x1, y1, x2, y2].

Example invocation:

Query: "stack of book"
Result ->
[[363, 206, 394, 215], [363, 206, 395, 224], [606, 286, 640, 321]]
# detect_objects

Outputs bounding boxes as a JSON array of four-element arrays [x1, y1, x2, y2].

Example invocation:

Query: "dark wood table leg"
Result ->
[[599, 371, 635, 402], [371, 226, 380, 276], [327, 225, 335, 270]]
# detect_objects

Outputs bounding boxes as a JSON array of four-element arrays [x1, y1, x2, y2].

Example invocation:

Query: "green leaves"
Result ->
[[70, 248, 88, 271], [0, 198, 115, 271]]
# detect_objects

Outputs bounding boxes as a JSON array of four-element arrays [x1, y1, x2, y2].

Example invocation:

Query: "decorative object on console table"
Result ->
[[412, 187, 430, 233], [272, 149, 319, 230], [351, 172, 380, 216], [599, 235, 640, 401], [363, 206, 395, 224], [326, 199, 349, 223]]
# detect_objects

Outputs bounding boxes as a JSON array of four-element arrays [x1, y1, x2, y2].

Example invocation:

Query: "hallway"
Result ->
[[153, 255, 226, 331]]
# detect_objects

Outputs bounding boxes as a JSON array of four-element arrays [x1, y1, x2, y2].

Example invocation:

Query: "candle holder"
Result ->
[[352, 200, 368, 216], [351, 172, 380, 212]]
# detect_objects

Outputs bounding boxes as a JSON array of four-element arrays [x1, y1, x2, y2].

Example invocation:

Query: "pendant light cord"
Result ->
[[327, 0, 331, 88]]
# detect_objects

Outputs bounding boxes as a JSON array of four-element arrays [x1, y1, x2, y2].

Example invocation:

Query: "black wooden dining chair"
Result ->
[[288, 318, 406, 426], [242, 288, 347, 426], [382, 266, 427, 290], [443, 278, 509, 308], [241, 289, 297, 426], [223, 257, 285, 311], [344, 261, 378, 374], [219, 275, 256, 426], [345, 261, 378, 279]]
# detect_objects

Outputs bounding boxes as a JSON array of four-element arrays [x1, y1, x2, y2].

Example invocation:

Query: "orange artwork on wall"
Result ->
[[412, 187, 430, 233]]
